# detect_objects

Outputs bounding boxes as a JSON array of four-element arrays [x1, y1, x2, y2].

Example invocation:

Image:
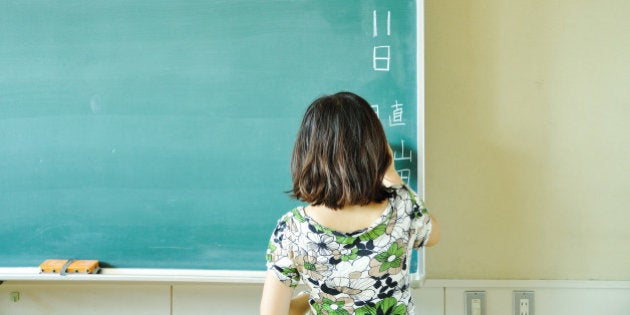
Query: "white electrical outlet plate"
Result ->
[[465, 291, 486, 315], [513, 291, 535, 315]]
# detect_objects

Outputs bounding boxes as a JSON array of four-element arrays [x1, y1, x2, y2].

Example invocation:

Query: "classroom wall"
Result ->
[[424, 0, 630, 280], [3, 1, 629, 315]]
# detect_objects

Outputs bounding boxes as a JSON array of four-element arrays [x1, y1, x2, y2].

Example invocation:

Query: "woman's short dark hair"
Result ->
[[290, 92, 392, 210]]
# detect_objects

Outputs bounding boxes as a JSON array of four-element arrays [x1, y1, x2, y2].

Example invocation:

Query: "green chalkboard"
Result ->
[[0, 1, 418, 270]]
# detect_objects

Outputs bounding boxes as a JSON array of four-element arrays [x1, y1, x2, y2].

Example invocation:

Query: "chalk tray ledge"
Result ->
[[0, 267, 266, 284]]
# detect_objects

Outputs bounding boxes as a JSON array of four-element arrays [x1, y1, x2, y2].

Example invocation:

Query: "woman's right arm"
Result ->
[[425, 215, 440, 247], [385, 146, 440, 247]]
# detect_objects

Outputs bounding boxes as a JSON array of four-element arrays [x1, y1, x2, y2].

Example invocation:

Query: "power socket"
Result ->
[[465, 291, 486, 315], [513, 291, 534, 315]]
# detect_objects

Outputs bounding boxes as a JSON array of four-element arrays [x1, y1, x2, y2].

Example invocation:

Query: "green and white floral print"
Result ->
[[266, 185, 432, 315]]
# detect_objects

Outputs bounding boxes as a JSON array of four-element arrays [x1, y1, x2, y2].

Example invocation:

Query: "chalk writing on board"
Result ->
[[374, 99, 412, 185], [393, 139, 412, 162], [398, 169, 412, 186], [388, 100, 405, 127], [394, 139, 412, 186], [372, 10, 391, 37], [373, 46, 391, 71], [372, 104, 380, 118], [369, 7, 414, 187], [372, 10, 392, 72]]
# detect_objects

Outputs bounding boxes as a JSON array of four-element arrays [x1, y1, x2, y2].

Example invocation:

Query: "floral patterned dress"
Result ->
[[266, 185, 432, 315]]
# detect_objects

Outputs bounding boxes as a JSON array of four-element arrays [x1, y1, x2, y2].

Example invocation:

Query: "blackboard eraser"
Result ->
[[39, 259, 100, 274]]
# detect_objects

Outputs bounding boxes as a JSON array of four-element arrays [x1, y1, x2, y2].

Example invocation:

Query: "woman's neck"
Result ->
[[305, 200, 389, 234]]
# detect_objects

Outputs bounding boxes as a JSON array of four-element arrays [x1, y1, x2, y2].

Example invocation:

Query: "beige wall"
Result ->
[[424, 0, 630, 280]]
